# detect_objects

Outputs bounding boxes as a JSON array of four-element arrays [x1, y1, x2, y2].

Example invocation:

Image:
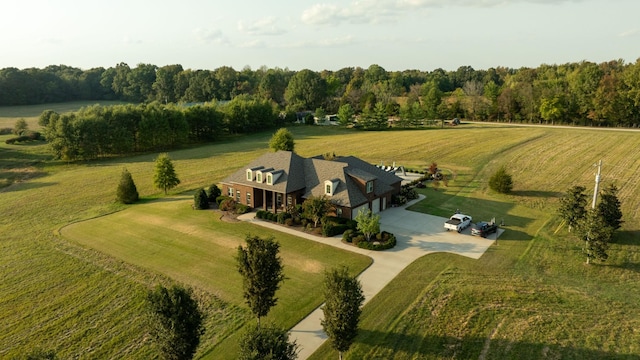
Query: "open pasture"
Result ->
[[1, 113, 640, 358]]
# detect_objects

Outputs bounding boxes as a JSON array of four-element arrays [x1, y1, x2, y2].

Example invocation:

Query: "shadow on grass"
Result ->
[[511, 189, 564, 198], [0, 180, 57, 193], [355, 329, 638, 359], [612, 230, 640, 246]]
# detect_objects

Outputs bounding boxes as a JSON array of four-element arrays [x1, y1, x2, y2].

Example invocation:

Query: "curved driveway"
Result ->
[[238, 195, 501, 359]]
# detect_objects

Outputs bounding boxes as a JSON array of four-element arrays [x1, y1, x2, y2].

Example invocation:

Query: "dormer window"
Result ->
[[325, 179, 340, 196], [256, 172, 262, 183], [366, 180, 374, 193], [267, 173, 273, 185], [246, 166, 263, 182]]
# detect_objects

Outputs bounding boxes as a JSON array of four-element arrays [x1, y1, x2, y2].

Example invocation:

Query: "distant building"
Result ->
[[220, 151, 402, 219]]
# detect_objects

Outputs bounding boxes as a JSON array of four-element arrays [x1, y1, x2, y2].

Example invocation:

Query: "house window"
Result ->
[[325, 183, 331, 195], [236, 190, 241, 202], [287, 195, 292, 206], [246, 170, 252, 181], [366, 181, 373, 193], [276, 193, 282, 208], [267, 174, 273, 185], [246, 192, 251, 206], [256, 173, 262, 183], [336, 208, 343, 216], [228, 187, 233, 197]]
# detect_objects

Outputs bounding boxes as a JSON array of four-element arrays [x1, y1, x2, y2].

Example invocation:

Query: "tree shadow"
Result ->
[[612, 230, 640, 246], [0, 179, 56, 193], [510, 189, 563, 198], [355, 329, 638, 359]]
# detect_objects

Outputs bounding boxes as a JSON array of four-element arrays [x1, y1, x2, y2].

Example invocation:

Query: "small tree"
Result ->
[[154, 153, 180, 194], [355, 209, 380, 242], [194, 188, 209, 210], [337, 103, 354, 127], [147, 284, 204, 360], [116, 168, 139, 204], [315, 107, 327, 124], [577, 208, 613, 264], [13, 118, 28, 135], [321, 267, 365, 360], [558, 185, 588, 232], [269, 128, 295, 152], [236, 235, 285, 327], [302, 195, 332, 228], [488, 165, 513, 194], [597, 183, 623, 231], [207, 184, 221, 203], [238, 323, 299, 360]]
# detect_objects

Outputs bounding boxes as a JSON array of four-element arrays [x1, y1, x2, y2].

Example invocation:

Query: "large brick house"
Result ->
[[220, 151, 402, 219]]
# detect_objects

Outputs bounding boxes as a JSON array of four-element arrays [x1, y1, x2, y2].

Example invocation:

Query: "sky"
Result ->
[[1, 0, 638, 72]]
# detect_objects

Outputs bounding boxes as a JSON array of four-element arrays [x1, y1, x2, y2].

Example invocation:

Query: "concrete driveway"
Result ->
[[238, 195, 503, 359]]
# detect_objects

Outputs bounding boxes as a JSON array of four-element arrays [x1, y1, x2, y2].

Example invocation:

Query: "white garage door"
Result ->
[[372, 198, 380, 214], [351, 203, 369, 220]]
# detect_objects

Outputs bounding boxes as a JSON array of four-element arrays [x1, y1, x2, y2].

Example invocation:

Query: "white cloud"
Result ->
[[193, 28, 229, 45], [122, 36, 143, 45], [238, 17, 287, 36], [301, 0, 588, 26], [278, 35, 357, 48], [237, 39, 266, 48], [618, 28, 639, 37]]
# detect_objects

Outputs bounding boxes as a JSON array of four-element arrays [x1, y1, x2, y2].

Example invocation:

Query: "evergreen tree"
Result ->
[[193, 188, 209, 210], [596, 183, 623, 231], [321, 267, 365, 360], [207, 184, 221, 203], [154, 153, 180, 194], [147, 284, 204, 360], [116, 168, 139, 204], [488, 165, 513, 194], [577, 208, 613, 264], [238, 323, 298, 360], [236, 235, 285, 327], [558, 185, 588, 232]]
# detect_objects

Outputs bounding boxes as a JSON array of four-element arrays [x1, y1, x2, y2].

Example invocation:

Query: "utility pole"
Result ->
[[592, 160, 602, 209]]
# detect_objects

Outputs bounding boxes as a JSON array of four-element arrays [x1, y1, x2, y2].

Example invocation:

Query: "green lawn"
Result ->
[[1, 114, 640, 359]]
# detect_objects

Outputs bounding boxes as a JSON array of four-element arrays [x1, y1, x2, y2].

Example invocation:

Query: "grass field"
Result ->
[[1, 103, 640, 359]]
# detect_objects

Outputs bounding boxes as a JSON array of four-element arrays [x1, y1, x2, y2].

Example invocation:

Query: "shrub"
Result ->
[[194, 188, 209, 210], [220, 198, 237, 212], [235, 203, 250, 214], [301, 219, 308, 228], [216, 195, 231, 205], [116, 168, 139, 204], [489, 165, 513, 194], [352, 235, 365, 246], [357, 231, 396, 250], [342, 229, 354, 242], [323, 223, 350, 237], [305, 223, 314, 232], [256, 210, 267, 219], [0, 128, 12, 135], [277, 212, 290, 224], [284, 218, 294, 226], [207, 184, 221, 202]]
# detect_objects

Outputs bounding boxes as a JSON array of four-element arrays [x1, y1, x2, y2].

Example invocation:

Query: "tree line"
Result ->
[[39, 97, 282, 161], [3, 59, 640, 127]]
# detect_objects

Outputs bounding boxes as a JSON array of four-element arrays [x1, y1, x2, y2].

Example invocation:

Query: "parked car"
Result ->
[[471, 221, 498, 237], [444, 213, 472, 233]]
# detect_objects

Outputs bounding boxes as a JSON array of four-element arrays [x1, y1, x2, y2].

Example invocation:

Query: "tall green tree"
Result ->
[[236, 235, 285, 326], [354, 209, 380, 242], [596, 183, 623, 231], [147, 284, 204, 360], [337, 103, 355, 127], [116, 168, 139, 204], [269, 128, 295, 152], [284, 69, 327, 111], [577, 208, 613, 264], [154, 153, 180, 194], [558, 185, 588, 232], [321, 267, 365, 360], [238, 323, 298, 360]]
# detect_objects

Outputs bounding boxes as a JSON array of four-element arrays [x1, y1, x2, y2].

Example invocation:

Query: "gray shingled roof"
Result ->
[[223, 151, 307, 193], [222, 151, 402, 208]]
